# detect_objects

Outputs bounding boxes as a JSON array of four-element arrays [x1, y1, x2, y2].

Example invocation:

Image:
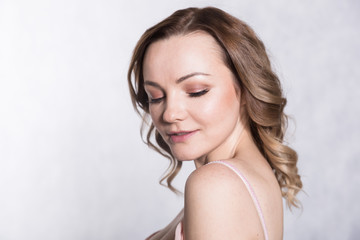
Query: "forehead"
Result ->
[[142, 32, 225, 81]]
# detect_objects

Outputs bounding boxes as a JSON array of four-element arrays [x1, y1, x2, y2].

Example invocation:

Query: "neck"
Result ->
[[194, 115, 260, 169], [194, 126, 264, 169]]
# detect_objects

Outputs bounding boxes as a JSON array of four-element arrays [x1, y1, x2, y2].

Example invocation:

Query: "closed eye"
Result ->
[[148, 97, 164, 104], [189, 89, 209, 97]]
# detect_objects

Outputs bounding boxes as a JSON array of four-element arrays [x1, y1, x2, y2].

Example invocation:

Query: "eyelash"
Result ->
[[148, 97, 164, 104], [148, 89, 209, 104], [189, 89, 209, 97]]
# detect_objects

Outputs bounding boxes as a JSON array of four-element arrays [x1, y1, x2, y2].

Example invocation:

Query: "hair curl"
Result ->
[[128, 7, 302, 208]]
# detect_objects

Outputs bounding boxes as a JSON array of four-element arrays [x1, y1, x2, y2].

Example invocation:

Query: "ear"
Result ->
[[235, 84, 246, 106], [240, 92, 246, 106], [232, 75, 246, 105]]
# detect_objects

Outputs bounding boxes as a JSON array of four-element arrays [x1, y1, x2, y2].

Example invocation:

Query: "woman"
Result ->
[[128, 7, 302, 240]]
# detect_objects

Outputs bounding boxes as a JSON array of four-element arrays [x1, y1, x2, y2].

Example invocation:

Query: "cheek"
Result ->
[[149, 106, 167, 135], [149, 107, 160, 122], [199, 87, 240, 121]]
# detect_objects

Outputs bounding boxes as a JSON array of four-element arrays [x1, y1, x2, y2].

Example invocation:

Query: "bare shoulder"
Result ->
[[185, 161, 241, 191], [184, 161, 266, 239]]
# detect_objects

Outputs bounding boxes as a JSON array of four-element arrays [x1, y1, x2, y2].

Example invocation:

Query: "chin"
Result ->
[[171, 151, 198, 162], [171, 148, 204, 162], [169, 140, 211, 161], [172, 153, 194, 161]]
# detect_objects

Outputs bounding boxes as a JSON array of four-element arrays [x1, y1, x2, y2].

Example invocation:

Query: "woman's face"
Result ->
[[143, 32, 244, 162]]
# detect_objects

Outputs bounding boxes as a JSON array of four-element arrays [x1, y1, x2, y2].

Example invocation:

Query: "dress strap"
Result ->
[[207, 160, 269, 240]]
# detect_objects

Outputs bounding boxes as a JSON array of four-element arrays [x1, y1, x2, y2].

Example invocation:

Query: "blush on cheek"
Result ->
[[226, 92, 240, 110], [223, 82, 241, 109], [208, 88, 239, 117]]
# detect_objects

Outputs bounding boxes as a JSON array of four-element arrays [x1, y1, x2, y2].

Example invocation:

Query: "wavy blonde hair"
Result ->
[[128, 7, 302, 207]]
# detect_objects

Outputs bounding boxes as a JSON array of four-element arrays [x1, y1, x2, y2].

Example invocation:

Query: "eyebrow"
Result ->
[[176, 72, 210, 84], [144, 72, 210, 87]]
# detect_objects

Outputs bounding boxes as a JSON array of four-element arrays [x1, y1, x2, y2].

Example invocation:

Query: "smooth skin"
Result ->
[[143, 32, 283, 240]]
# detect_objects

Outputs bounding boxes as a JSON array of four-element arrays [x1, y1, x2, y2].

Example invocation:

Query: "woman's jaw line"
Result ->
[[192, 119, 248, 168]]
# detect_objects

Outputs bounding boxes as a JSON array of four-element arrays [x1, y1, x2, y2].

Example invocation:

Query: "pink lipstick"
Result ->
[[168, 130, 198, 143]]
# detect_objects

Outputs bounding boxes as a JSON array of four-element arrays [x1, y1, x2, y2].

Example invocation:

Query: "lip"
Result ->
[[167, 130, 198, 143]]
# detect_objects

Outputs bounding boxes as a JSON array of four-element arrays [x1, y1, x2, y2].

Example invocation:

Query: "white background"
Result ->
[[0, 0, 359, 239]]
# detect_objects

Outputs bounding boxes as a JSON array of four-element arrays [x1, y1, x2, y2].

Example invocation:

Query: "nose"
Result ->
[[162, 97, 187, 123]]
